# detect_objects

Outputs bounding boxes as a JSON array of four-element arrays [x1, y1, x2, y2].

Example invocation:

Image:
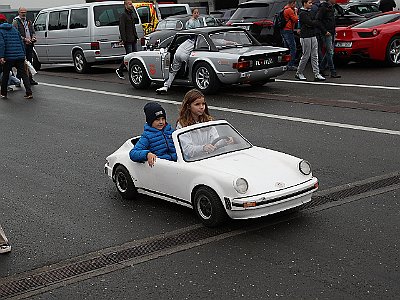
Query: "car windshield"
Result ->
[[209, 30, 253, 49], [156, 19, 184, 30], [178, 123, 252, 162], [352, 14, 400, 28]]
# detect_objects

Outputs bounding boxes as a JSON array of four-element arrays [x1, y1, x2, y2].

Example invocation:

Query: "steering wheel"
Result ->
[[211, 136, 231, 146]]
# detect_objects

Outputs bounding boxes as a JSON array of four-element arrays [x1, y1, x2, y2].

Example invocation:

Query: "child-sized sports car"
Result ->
[[105, 121, 318, 227], [123, 27, 290, 94]]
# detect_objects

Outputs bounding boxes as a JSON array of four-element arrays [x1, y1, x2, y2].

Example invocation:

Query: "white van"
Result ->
[[158, 4, 191, 19], [33, 1, 144, 73]]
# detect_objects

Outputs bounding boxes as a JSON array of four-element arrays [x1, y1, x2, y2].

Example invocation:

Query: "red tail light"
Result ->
[[233, 60, 251, 71], [253, 19, 273, 27], [282, 54, 291, 63], [91, 42, 100, 50]]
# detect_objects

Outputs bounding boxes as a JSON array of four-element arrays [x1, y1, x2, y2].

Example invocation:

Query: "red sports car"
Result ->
[[334, 12, 400, 66]]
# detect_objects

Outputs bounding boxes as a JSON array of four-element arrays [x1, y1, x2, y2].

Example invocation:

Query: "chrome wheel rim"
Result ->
[[389, 38, 400, 64], [116, 172, 128, 193], [195, 67, 210, 90], [197, 195, 212, 220], [131, 64, 143, 85], [74, 53, 84, 72]]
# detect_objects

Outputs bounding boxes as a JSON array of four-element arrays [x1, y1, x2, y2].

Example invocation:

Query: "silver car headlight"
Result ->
[[299, 160, 311, 175], [234, 178, 248, 194]]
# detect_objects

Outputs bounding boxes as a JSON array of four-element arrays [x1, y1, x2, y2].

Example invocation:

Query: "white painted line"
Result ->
[[276, 79, 400, 91], [41, 82, 400, 136]]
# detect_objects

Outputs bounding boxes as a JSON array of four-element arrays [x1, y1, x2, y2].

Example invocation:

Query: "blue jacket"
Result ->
[[129, 123, 177, 162], [0, 22, 26, 61]]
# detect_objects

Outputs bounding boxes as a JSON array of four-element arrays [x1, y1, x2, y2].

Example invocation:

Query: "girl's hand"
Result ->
[[147, 152, 157, 167], [203, 144, 216, 153]]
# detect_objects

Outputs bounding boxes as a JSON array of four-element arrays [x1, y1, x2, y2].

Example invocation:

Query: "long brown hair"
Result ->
[[177, 89, 213, 127]]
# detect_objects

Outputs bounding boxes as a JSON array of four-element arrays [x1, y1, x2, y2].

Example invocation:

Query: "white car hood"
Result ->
[[199, 147, 311, 194]]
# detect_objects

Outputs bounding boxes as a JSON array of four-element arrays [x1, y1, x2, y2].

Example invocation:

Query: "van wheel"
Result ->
[[193, 186, 227, 227], [193, 62, 220, 94], [73, 50, 90, 73], [129, 59, 151, 89], [33, 52, 41, 71]]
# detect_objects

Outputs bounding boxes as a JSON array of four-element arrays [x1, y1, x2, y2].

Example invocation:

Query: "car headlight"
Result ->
[[234, 178, 248, 194], [299, 160, 311, 175]]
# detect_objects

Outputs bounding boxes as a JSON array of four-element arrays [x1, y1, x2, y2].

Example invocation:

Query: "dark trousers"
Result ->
[[1, 60, 32, 97], [118, 41, 137, 71]]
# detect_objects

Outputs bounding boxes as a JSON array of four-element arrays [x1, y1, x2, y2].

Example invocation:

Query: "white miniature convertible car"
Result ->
[[105, 121, 318, 227]]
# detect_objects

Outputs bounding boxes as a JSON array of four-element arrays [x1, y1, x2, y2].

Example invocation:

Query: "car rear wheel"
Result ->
[[73, 50, 90, 74], [193, 186, 227, 227], [193, 62, 220, 94], [386, 36, 400, 66], [129, 59, 151, 89], [114, 165, 137, 200]]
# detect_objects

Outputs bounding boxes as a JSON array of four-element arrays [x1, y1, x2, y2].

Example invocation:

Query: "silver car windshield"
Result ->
[[209, 31, 253, 49], [178, 123, 252, 162]]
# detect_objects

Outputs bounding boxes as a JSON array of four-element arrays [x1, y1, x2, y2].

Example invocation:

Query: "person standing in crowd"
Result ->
[[310, 0, 323, 66], [296, 0, 326, 81], [116, 0, 138, 80], [316, 0, 341, 78], [0, 224, 11, 254], [281, 0, 299, 71], [0, 14, 33, 99], [186, 8, 202, 29], [379, 0, 396, 12], [13, 7, 38, 86]]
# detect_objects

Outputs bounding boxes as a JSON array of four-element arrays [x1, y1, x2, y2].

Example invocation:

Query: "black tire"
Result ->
[[114, 165, 137, 200], [32, 51, 41, 71], [385, 36, 400, 67], [193, 186, 228, 227], [73, 50, 90, 74], [129, 59, 151, 89], [193, 62, 220, 95]]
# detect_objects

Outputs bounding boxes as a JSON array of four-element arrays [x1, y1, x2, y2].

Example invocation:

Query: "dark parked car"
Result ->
[[209, 8, 237, 25], [143, 14, 221, 49], [340, 2, 381, 18]]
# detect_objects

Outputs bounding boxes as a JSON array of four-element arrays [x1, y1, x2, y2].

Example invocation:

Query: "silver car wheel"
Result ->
[[196, 195, 212, 220], [195, 66, 210, 90], [74, 53, 84, 72], [389, 38, 400, 64], [130, 64, 143, 85], [116, 172, 128, 193]]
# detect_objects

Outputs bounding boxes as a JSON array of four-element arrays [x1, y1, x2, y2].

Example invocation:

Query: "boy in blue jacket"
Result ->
[[130, 102, 177, 167]]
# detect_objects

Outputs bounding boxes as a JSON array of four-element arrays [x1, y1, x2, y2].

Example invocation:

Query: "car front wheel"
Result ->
[[386, 36, 400, 66], [129, 59, 151, 89], [114, 165, 137, 200], [193, 62, 220, 94], [193, 186, 227, 227]]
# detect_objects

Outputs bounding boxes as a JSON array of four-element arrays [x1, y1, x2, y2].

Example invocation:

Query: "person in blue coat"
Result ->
[[0, 14, 32, 99], [130, 102, 177, 167]]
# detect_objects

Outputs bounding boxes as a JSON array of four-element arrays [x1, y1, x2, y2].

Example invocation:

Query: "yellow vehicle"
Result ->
[[133, 1, 160, 35]]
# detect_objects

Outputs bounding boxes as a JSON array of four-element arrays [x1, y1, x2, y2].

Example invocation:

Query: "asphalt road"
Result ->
[[0, 62, 399, 299]]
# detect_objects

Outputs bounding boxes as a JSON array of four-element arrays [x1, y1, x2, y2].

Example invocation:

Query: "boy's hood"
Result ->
[[0, 23, 12, 30]]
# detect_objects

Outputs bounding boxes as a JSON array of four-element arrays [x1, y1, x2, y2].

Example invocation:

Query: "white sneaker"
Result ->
[[314, 73, 326, 81], [295, 73, 307, 81], [156, 86, 168, 94], [0, 243, 11, 254]]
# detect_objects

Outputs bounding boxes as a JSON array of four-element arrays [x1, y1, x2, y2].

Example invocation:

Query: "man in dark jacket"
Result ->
[[13, 7, 38, 85], [316, 0, 341, 78], [0, 14, 32, 99], [379, 0, 396, 12], [116, 0, 138, 80]]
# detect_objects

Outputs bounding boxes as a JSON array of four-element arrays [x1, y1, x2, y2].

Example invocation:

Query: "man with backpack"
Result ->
[[280, 0, 299, 71], [316, 0, 341, 78]]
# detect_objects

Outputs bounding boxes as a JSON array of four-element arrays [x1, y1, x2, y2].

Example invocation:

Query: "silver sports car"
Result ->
[[124, 27, 290, 94]]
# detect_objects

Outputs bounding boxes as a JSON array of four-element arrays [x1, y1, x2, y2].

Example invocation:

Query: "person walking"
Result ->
[[281, 0, 299, 71], [316, 0, 341, 78], [116, 0, 138, 80], [186, 8, 202, 29], [0, 14, 33, 99], [296, 0, 326, 81], [379, 0, 396, 12], [12, 7, 38, 85], [0, 224, 11, 254]]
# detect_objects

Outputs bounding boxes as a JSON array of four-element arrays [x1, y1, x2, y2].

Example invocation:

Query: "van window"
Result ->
[[48, 10, 69, 30], [70, 8, 88, 29], [94, 4, 139, 27], [137, 6, 150, 24], [34, 13, 47, 31], [159, 6, 188, 18]]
